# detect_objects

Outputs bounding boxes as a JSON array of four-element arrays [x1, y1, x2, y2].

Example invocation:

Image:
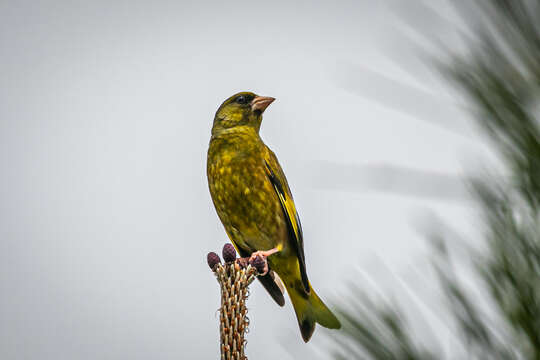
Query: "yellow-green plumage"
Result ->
[[207, 91, 340, 342]]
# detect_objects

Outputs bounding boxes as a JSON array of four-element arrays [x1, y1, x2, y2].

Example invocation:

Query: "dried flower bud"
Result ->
[[251, 255, 266, 274], [236, 257, 249, 269], [222, 243, 237, 263], [207, 252, 221, 270]]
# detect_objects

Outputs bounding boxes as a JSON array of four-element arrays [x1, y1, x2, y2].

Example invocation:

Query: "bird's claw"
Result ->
[[251, 255, 269, 275], [247, 248, 279, 275], [248, 248, 279, 262]]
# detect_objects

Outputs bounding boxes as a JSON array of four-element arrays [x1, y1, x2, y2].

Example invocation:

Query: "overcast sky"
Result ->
[[1, 1, 495, 359]]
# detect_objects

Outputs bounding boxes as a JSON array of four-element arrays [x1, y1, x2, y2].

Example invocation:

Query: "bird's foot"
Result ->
[[248, 248, 279, 275], [249, 248, 279, 262]]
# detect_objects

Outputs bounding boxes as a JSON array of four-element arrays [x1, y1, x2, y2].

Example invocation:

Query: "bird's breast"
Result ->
[[207, 139, 285, 251]]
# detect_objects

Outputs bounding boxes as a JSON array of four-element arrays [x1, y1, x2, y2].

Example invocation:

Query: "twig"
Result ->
[[207, 244, 266, 360]]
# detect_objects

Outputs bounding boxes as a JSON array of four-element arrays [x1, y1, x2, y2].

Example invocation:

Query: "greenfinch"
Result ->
[[207, 91, 340, 342]]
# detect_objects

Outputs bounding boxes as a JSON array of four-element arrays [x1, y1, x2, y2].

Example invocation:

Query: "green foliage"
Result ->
[[331, 288, 436, 360], [331, 0, 540, 358]]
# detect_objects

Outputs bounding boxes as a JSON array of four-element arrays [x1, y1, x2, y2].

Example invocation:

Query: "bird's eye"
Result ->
[[235, 96, 247, 104]]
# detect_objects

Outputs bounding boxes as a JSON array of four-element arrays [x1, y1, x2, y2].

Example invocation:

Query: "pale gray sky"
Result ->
[[1, 1, 493, 359]]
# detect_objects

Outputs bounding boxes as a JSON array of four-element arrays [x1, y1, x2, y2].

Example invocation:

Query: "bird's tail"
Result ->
[[286, 281, 341, 342]]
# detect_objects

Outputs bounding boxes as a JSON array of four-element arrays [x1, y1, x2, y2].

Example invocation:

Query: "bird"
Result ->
[[207, 91, 341, 342]]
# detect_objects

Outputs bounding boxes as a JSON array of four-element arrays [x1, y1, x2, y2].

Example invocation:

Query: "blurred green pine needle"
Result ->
[[330, 0, 540, 359]]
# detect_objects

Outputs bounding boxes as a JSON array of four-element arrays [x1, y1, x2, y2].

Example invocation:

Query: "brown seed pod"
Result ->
[[222, 243, 237, 263], [207, 252, 221, 270], [251, 255, 266, 274]]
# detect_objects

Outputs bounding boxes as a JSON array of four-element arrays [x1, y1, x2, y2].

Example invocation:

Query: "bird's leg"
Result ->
[[249, 248, 279, 262], [248, 248, 279, 275]]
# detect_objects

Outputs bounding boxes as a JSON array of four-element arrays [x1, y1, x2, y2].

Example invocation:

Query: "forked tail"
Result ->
[[287, 282, 341, 342]]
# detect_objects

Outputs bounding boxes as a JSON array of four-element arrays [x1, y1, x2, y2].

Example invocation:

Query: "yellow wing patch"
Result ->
[[263, 148, 309, 292]]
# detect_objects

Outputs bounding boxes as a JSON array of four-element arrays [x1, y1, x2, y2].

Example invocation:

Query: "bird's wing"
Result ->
[[263, 147, 309, 293]]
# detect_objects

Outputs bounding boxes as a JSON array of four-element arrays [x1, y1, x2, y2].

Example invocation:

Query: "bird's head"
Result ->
[[212, 91, 275, 135]]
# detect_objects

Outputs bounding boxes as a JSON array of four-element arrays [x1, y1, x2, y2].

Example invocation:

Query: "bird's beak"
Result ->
[[251, 96, 275, 112]]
